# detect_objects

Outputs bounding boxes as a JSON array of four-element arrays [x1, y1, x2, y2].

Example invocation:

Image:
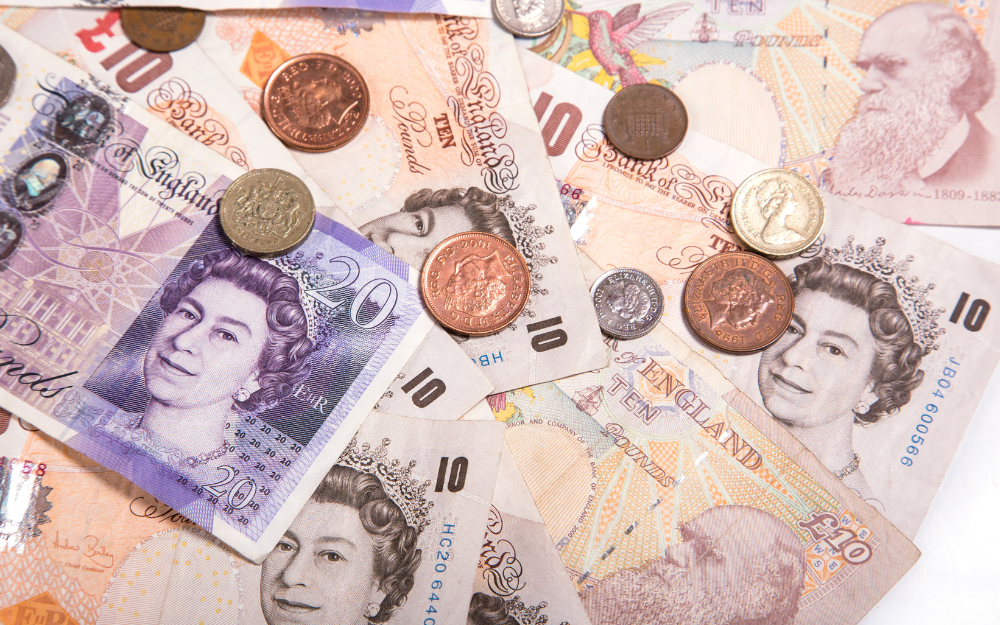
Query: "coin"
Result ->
[[0, 44, 14, 108], [591, 268, 664, 340], [730, 169, 826, 258], [682, 252, 793, 353], [219, 169, 315, 258], [421, 232, 530, 336], [262, 53, 370, 153], [492, 0, 563, 37], [603, 83, 688, 160], [120, 8, 206, 53]]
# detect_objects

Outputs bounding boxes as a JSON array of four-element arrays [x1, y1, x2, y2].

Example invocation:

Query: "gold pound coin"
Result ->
[[219, 169, 315, 258], [730, 169, 826, 259]]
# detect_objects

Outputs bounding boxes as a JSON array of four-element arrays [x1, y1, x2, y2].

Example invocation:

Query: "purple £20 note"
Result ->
[[0, 26, 431, 562]]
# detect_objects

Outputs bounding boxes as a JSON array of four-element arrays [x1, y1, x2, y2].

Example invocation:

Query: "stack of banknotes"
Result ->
[[0, 1, 995, 624]]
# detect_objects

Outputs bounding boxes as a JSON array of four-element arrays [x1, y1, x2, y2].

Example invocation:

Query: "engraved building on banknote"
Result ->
[[0, 275, 111, 404]]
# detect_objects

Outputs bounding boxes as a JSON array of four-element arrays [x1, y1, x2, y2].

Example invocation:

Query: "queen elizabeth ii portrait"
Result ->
[[96, 247, 316, 475], [753, 255, 927, 510], [260, 439, 428, 625]]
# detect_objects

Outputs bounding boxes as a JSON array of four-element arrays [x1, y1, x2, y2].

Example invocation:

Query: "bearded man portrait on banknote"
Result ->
[[829, 2, 998, 194], [578, 505, 806, 625]]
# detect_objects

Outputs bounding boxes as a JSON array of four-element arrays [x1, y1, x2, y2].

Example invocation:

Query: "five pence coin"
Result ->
[[492, 0, 563, 38], [220, 169, 315, 258], [591, 268, 664, 340]]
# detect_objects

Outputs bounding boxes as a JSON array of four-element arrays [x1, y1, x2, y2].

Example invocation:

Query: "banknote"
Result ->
[[484, 253, 919, 624], [1, 6, 495, 421], [0, 26, 435, 561], [524, 53, 1000, 539], [4, 1, 494, 18], [0, 410, 506, 625], [459, 428, 595, 625], [197, 10, 609, 393], [528, 0, 1000, 226]]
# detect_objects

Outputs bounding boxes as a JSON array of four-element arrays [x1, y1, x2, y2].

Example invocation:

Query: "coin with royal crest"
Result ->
[[219, 169, 315, 257]]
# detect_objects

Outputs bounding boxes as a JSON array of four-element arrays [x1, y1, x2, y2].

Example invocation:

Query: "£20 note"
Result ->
[[0, 27, 431, 562]]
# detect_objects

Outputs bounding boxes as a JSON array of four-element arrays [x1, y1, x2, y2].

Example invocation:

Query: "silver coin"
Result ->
[[492, 0, 563, 38], [219, 169, 315, 258], [0, 44, 15, 108], [591, 268, 664, 340]]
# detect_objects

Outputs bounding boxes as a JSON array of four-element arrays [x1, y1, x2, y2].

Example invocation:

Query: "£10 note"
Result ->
[[0, 26, 431, 561], [528, 1, 1000, 226], [486, 251, 919, 625], [524, 53, 1000, 539], [0, 410, 505, 625], [198, 11, 609, 392]]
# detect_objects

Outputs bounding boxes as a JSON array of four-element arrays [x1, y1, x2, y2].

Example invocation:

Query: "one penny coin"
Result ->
[[0, 44, 15, 108], [604, 83, 688, 160], [219, 169, 315, 258], [263, 53, 369, 152], [682, 251, 793, 353], [120, 8, 206, 53], [421, 232, 530, 336], [731, 169, 826, 258], [492, 0, 563, 38], [591, 268, 663, 340]]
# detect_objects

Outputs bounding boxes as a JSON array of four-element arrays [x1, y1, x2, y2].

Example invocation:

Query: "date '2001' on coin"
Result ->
[[683, 252, 793, 353], [421, 232, 530, 336]]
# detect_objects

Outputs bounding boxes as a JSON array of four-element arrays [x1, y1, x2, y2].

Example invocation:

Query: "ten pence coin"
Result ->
[[591, 268, 664, 340], [120, 8, 206, 53], [421, 232, 530, 336], [262, 53, 370, 152], [220, 169, 315, 258], [730, 169, 826, 259], [604, 83, 688, 160], [682, 252, 793, 353], [492, 0, 563, 38], [0, 44, 14, 108]]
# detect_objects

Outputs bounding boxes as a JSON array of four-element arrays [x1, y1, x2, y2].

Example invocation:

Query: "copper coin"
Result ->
[[682, 252, 793, 353], [120, 8, 206, 53], [262, 53, 370, 153], [604, 83, 688, 160], [421, 232, 530, 336]]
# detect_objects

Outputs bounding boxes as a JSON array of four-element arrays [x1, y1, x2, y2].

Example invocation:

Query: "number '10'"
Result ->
[[950, 292, 990, 332], [434, 456, 468, 493]]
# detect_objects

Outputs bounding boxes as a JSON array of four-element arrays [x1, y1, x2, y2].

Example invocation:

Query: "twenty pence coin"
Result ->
[[604, 83, 688, 160], [220, 169, 315, 258], [492, 0, 563, 37], [0, 44, 14, 108], [263, 53, 370, 152], [731, 169, 826, 258], [121, 8, 206, 53], [683, 252, 793, 353], [421, 232, 530, 336], [591, 268, 664, 340]]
